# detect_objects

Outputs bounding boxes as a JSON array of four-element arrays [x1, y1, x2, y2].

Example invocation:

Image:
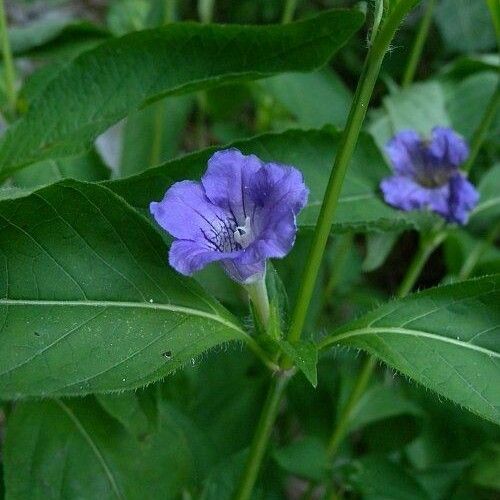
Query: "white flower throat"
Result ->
[[234, 216, 253, 248]]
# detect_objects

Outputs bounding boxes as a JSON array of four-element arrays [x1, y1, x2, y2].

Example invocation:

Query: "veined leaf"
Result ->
[[320, 276, 500, 424], [0, 180, 246, 398], [4, 398, 203, 499], [0, 9, 364, 178], [108, 129, 429, 233]]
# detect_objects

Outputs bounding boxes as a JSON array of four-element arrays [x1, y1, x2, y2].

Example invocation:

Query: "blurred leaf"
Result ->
[[96, 391, 151, 439], [107, 0, 151, 35], [274, 436, 329, 482], [362, 231, 400, 272], [120, 95, 194, 176], [200, 450, 254, 500], [259, 68, 352, 129], [4, 398, 202, 499], [470, 163, 500, 233], [434, 0, 496, 54], [13, 149, 110, 188], [470, 444, 500, 490], [444, 229, 500, 278], [349, 383, 422, 431], [446, 71, 500, 141], [108, 129, 431, 234], [0, 9, 364, 178], [8, 19, 109, 58], [346, 455, 430, 500], [441, 54, 500, 80], [413, 461, 467, 500], [0, 180, 245, 398], [324, 276, 500, 424], [385, 82, 450, 137]]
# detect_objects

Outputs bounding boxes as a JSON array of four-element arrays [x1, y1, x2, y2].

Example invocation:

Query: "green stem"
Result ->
[[198, 0, 215, 24], [318, 227, 445, 483], [327, 356, 376, 457], [486, 0, 500, 46], [241, 332, 280, 373], [324, 234, 354, 300], [233, 375, 289, 500], [164, 0, 176, 23], [401, 0, 436, 88], [462, 85, 500, 173], [287, 0, 420, 345], [281, 0, 298, 24], [149, 0, 177, 167], [245, 278, 271, 330], [458, 221, 500, 281], [0, 0, 16, 114], [396, 229, 446, 298]]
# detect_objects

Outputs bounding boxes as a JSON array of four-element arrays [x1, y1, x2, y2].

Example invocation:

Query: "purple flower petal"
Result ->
[[247, 162, 309, 215], [169, 239, 236, 276], [385, 130, 423, 176], [150, 180, 227, 241], [151, 149, 308, 283], [380, 127, 478, 226], [222, 257, 266, 284], [428, 127, 469, 168], [380, 175, 431, 211], [447, 173, 479, 225], [201, 149, 263, 224]]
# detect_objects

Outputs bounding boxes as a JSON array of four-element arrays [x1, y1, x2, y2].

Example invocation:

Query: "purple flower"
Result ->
[[380, 127, 479, 225], [150, 149, 308, 284]]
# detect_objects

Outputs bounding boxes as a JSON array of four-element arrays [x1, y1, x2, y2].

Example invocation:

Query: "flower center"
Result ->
[[415, 168, 453, 188], [233, 216, 253, 249]]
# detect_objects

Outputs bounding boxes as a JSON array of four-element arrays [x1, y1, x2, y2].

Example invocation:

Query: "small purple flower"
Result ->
[[380, 127, 479, 225], [150, 149, 308, 284]]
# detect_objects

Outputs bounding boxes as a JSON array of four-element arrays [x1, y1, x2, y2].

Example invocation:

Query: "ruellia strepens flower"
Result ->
[[150, 148, 308, 284], [380, 126, 479, 225]]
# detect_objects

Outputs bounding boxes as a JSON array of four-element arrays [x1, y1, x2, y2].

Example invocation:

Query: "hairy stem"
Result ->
[[288, 0, 420, 345], [401, 0, 436, 88], [0, 0, 16, 114], [233, 376, 289, 500], [462, 86, 500, 173], [236, 3, 421, 497], [317, 226, 445, 495]]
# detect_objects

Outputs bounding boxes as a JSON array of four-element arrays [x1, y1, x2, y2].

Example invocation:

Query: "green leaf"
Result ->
[[279, 340, 318, 387], [96, 391, 151, 439], [13, 150, 110, 188], [373, 82, 450, 148], [108, 129, 428, 233], [346, 455, 430, 500], [362, 231, 400, 272], [322, 276, 500, 424], [3, 397, 202, 500], [470, 444, 500, 490], [434, 0, 496, 54], [9, 19, 109, 58], [0, 9, 364, 178], [0, 180, 246, 398], [446, 71, 500, 141], [273, 436, 329, 482], [120, 95, 194, 177], [470, 164, 500, 233], [258, 68, 352, 129], [349, 383, 422, 432]]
